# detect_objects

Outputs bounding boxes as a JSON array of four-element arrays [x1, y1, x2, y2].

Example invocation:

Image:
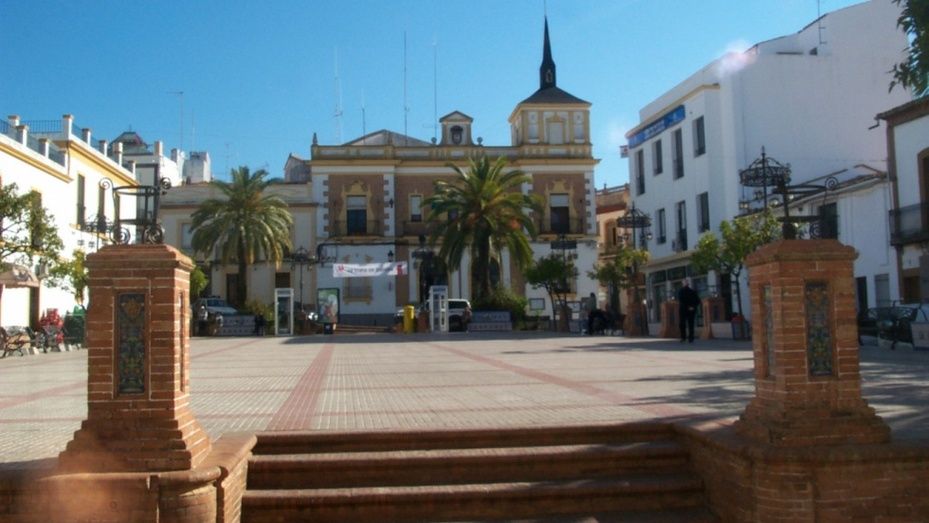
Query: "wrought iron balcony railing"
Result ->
[[536, 217, 586, 236], [890, 202, 929, 246], [329, 220, 384, 237], [398, 220, 435, 238]]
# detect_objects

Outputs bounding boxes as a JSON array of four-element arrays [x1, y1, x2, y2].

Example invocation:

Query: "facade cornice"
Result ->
[[63, 140, 137, 186], [876, 96, 929, 127], [0, 139, 69, 182], [626, 84, 721, 140]]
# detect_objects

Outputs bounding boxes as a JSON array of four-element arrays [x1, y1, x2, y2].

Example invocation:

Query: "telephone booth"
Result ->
[[429, 285, 449, 333], [274, 288, 294, 336]]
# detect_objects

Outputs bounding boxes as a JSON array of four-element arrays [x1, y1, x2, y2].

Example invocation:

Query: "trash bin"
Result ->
[[403, 305, 416, 334]]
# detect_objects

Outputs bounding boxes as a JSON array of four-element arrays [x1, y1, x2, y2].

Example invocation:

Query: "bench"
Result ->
[[1, 326, 34, 358]]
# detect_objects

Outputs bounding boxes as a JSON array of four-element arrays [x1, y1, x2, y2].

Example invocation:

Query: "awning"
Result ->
[[0, 264, 40, 288]]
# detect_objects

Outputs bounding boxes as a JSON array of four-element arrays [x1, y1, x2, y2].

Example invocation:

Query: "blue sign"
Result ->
[[627, 105, 685, 149]]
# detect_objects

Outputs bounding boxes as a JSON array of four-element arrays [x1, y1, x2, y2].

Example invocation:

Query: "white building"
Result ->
[[624, 0, 911, 324], [0, 115, 138, 327], [879, 96, 929, 303]]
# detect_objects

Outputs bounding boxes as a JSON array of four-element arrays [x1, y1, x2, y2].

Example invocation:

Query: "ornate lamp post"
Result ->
[[739, 147, 838, 239], [287, 246, 317, 311], [617, 203, 652, 336]]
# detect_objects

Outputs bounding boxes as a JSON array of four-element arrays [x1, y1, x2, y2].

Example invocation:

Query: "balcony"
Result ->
[[329, 220, 384, 237], [537, 217, 586, 236], [890, 202, 929, 246], [398, 220, 435, 238]]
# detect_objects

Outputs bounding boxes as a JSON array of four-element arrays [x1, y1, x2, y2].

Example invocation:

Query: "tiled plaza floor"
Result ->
[[0, 332, 926, 467]]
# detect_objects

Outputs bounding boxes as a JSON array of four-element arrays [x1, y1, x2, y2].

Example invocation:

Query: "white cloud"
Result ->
[[715, 39, 756, 78]]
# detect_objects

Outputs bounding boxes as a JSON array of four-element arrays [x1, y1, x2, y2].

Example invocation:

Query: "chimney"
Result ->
[[113, 142, 124, 167], [98, 140, 108, 156], [154, 140, 164, 157], [62, 114, 74, 140], [16, 125, 28, 145]]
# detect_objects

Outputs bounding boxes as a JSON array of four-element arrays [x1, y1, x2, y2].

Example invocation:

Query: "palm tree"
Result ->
[[425, 155, 541, 301], [191, 167, 293, 306]]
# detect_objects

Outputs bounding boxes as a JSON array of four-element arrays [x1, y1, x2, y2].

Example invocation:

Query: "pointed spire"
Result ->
[[539, 16, 556, 90]]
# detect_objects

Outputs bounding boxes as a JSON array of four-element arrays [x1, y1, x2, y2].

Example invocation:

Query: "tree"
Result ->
[[0, 182, 63, 270], [691, 210, 779, 318], [190, 167, 292, 306], [189, 266, 208, 300], [587, 247, 649, 315], [47, 249, 88, 306], [425, 155, 541, 302], [525, 254, 577, 331], [890, 0, 929, 96]]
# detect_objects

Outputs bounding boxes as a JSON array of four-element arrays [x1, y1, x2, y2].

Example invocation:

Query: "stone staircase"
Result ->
[[241, 423, 718, 522]]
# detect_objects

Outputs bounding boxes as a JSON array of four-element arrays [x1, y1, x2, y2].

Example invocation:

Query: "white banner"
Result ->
[[332, 262, 409, 278]]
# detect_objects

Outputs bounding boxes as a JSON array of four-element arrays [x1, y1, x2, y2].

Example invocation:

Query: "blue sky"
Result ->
[[1, 0, 871, 187]]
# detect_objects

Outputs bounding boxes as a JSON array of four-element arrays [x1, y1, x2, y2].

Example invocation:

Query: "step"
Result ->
[[449, 506, 720, 522], [252, 422, 676, 455], [248, 440, 689, 489], [242, 473, 706, 523]]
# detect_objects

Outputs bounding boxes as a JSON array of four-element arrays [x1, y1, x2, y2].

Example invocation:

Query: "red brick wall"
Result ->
[[678, 423, 929, 522]]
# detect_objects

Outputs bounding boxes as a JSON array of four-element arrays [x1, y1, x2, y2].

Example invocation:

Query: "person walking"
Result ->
[[678, 279, 701, 343]]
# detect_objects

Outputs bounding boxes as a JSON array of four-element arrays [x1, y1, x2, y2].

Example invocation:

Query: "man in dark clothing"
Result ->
[[678, 279, 701, 343]]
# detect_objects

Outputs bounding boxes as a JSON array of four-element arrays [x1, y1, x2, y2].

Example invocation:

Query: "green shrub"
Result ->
[[63, 313, 85, 345], [473, 287, 528, 323], [241, 300, 275, 333]]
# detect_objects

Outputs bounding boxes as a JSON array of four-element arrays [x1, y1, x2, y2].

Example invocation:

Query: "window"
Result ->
[[635, 149, 645, 195], [96, 182, 106, 230], [550, 193, 570, 234], [819, 202, 838, 239], [697, 192, 710, 233], [657, 208, 667, 244], [410, 195, 422, 222], [672, 129, 684, 179], [76, 174, 86, 226], [345, 277, 372, 301], [653, 140, 663, 175], [181, 223, 194, 250], [275, 272, 291, 289], [874, 274, 890, 307], [346, 195, 367, 235], [693, 116, 706, 156], [546, 119, 564, 145], [675, 200, 687, 251]]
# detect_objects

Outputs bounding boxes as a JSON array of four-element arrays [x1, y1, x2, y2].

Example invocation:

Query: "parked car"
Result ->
[[193, 297, 239, 318], [394, 299, 472, 332]]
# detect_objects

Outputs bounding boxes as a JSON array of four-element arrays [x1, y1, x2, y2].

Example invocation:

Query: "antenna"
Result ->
[[432, 35, 438, 143], [817, 0, 825, 46], [333, 48, 344, 144], [168, 91, 184, 151], [361, 90, 367, 144], [403, 31, 409, 145]]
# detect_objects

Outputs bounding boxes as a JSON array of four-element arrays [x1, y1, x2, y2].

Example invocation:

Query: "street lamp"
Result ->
[[617, 202, 652, 335], [739, 147, 838, 239], [288, 246, 316, 311]]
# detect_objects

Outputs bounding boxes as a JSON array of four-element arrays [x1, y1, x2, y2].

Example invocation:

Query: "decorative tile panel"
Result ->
[[117, 293, 146, 394], [805, 282, 833, 377]]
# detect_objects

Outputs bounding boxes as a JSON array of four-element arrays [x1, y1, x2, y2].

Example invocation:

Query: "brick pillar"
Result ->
[[700, 297, 724, 340], [658, 300, 680, 339], [58, 244, 212, 472], [736, 240, 889, 446]]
